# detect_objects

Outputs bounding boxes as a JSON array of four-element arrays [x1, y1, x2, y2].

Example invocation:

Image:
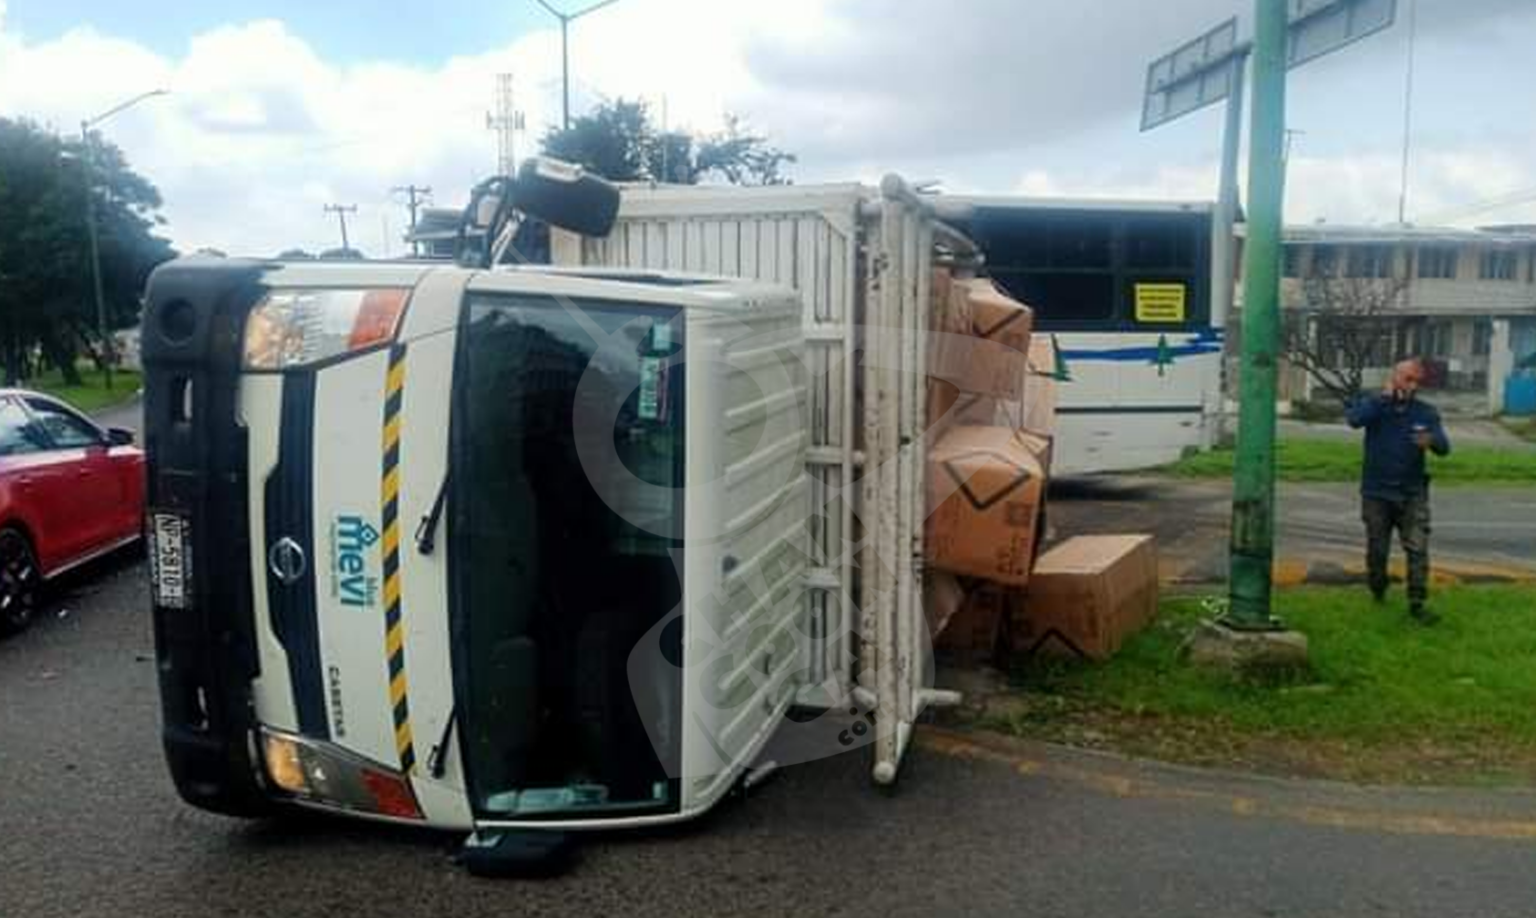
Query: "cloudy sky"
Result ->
[[1, 0, 1532, 255]]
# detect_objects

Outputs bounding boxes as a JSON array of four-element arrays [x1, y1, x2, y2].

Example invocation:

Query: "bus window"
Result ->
[[1125, 215, 1197, 271], [989, 270, 1116, 324], [965, 206, 1208, 331]]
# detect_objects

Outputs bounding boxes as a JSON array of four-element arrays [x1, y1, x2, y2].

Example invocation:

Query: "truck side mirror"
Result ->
[[514, 158, 620, 238]]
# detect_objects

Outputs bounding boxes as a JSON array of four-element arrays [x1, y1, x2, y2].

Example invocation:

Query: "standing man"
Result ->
[[1346, 358, 1451, 624]]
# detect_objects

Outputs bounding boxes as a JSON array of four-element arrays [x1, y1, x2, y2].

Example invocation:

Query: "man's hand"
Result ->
[[1415, 430, 1434, 450]]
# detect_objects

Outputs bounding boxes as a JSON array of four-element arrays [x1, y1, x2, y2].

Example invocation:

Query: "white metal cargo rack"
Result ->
[[552, 175, 979, 785]]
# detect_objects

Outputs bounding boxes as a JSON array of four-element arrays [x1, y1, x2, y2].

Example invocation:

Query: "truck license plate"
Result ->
[[150, 512, 191, 610]]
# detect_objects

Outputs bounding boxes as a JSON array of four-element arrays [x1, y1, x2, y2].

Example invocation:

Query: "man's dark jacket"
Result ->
[[1346, 393, 1451, 501]]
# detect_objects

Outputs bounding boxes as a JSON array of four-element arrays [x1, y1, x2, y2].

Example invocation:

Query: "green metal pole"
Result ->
[[1227, 0, 1288, 630]]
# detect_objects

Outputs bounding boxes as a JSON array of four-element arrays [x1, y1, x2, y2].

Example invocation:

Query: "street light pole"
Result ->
[[81, 121, 109, 390], [561, 15, 571, 131], [80, 88, 168, 391], [535, 0, 624, 131]]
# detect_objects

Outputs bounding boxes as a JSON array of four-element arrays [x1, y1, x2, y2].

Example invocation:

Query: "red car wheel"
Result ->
[[0, 528, 40, 635]]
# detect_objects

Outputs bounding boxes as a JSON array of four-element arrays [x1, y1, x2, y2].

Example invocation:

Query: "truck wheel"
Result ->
[[0, 527, 40, 635]]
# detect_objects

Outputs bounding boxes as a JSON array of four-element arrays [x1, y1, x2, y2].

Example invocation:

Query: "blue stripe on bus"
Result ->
[[1057, 328, 1224, 363]]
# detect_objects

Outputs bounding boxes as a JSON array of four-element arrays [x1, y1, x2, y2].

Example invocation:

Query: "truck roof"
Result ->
[[935, 194, 1216, 217]]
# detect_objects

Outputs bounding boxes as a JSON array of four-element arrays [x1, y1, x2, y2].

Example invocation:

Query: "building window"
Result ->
[[1310, 245, 1339, 278], [1424, 320, 1453, 358], [1346, 245, 1394, 279], [1417, 247, 1457, 280], [1480, 250, 1518, 281], [1473, 319, 1493, 357], [1283, 245, 1303, 278]]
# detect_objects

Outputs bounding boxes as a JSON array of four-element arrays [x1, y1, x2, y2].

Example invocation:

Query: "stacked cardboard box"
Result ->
[[1007, 535, 1158, 661], [926, 276, 1033, 435], [923, 272, 1157, 665], [926, 426, 1050, 587]]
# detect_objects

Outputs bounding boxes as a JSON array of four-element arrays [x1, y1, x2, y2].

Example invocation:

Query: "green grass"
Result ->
[[1162, 437, 1536, 485], [986, 586, 1536, 782], [21, 364, 142, 414]]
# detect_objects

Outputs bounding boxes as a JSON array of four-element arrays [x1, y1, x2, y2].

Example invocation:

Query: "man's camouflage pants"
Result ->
[[1362, 494, 1430, 605]]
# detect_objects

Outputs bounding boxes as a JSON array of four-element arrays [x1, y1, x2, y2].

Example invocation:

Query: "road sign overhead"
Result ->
[[1140, 17, 1239, 131], [1287, 0, 1397, 69], [1142, 0, 1397, 132]]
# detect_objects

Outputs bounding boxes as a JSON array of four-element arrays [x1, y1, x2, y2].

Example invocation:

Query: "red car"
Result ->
[[0, 389, 144, 635]]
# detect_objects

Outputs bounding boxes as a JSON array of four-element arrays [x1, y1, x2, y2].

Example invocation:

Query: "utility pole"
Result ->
[[392, 184, 432, 256], [486, 73, 524, 176], [324, 204, 358, 252], [1226, 0, 1288, 629], [534, 0, 624, 130]]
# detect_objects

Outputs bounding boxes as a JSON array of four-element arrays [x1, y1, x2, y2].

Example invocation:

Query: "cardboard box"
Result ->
[[1010, 535, 1158, 661], [927, 278, 1035, 434], [932, 581, 1008, 665], [1021, 336, 1060, 437], [925, 268, 971, 432], [925, 426, 1050, 586], [953, 278, 1033, 400]]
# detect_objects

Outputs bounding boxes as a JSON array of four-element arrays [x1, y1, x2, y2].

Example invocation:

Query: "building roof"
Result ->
[[1283, 223, 1536, 247]]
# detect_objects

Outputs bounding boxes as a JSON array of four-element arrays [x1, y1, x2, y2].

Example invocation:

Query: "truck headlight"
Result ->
[[243, 288, 410, 370], [260, 730, 423, 821]]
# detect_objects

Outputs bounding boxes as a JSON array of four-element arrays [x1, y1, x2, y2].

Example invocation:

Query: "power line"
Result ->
[[324, 203, 358, 252], [1421, 187, 1536, 226]]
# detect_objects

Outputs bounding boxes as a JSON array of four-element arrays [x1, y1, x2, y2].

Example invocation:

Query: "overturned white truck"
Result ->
[[551, 175, 989, 785], [142, 163, 990, 874]]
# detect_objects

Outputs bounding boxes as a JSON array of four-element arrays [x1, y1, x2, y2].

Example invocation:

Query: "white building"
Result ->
[[1278, 223, 1536, 413]]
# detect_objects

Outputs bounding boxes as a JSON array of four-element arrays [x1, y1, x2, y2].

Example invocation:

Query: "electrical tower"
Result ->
[[324, 203, 358, 252], [391, 184, 432, 256], [487, 72, 525, 177]]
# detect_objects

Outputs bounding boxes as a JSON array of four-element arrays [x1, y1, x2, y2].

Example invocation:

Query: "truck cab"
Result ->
[[143, 256, 808, 832]]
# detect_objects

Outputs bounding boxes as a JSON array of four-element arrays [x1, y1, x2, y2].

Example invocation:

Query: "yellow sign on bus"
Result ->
[[1134, 283, 1187, 323]]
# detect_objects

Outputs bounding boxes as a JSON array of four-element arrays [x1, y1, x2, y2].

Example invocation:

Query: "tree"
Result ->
[[0, 118, 175, 384], [1282, 270, 1408, 408], [541, 100, 795, 186]]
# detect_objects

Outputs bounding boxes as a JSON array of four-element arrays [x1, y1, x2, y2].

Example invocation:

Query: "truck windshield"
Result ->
[[451, 292, 683, 818]]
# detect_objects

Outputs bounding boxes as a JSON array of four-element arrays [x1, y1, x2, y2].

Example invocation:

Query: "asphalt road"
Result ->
[[1051, 475, 1536, 586], [5, 555, 1536, 917]]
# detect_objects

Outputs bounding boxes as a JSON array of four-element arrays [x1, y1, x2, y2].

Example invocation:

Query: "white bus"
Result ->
[[935, 196, 1225, 474]]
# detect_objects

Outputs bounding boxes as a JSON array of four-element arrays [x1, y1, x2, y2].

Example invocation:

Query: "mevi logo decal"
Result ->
[[328, 514, 381, 608]]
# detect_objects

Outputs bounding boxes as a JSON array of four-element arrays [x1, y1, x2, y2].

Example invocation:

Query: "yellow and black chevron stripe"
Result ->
[[380, 344, 415, 773]]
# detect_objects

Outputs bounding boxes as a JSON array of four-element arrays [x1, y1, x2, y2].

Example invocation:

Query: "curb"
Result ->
[[1168, 557, 1536, 588]]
